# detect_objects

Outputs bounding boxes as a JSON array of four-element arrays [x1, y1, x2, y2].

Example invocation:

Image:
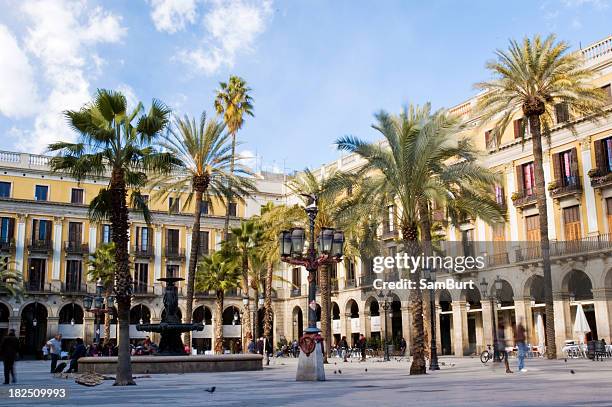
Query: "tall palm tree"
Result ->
[[196, 251, 241, 354], [226, 220, 262, 349], [337, 103, 501, 374], [476, 34, 607, 359], [0, 259, 23, 299], [48, 89, 175, 385], [88, 243, 116, 344], [214, 76, 254, 239], [151, 112, 255, 348]]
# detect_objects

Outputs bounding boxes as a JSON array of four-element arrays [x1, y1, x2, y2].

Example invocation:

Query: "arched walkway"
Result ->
[[331, 302, 341, 343], [292, 306, 303, 340], [192, 306, 213, 352], [58, 303, 84, 344], [438, 289, 453, 355], [345, 299, 360, 346], [0, 302, 10, 342], [563, 269, 597, 341], [20, 302, 48, 358]]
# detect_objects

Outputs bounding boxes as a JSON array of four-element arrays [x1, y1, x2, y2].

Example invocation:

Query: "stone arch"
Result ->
[[0, 302, 10, 322], [346, 299, 359, 318], [20, 301, 49, 356], [438, 289, 453, 312], [524, 275, 545, 303], [193, 305, 213, 325], [562, 269, 593, 300], [462, 286, 482, 309], [222, 305, 241, 325], [130, 304, 151, 324], [364, 296, 379, 316], [493, 279, 514, 306], [58, 303, 84, 324], [331, 302, 341, 320], [292, 306, 303, 339]]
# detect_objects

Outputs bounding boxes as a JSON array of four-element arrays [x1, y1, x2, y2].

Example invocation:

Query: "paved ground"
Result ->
[[1, 355, 612, 406]]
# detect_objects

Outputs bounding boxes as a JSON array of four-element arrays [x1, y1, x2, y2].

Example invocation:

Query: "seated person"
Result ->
[[66, 338, 87, 373]]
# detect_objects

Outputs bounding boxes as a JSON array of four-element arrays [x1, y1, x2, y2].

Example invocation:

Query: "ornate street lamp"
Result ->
[[377, 290, 392, 362], [423, 267, 440, 370], [279, 194, 344, 381], [83, 278, 114, 344]]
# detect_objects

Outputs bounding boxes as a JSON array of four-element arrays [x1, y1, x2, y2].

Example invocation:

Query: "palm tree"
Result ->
[[475, 34, 607, 359], [48, 89, 175, 385], [196, 251, 241, 354], [226, 220, 262, 350], [88, 243, 116, 345], [214, 76, 254, 239], [0, 259, 23, 299], [151, 112, 255, 348], [336, 104, 502, 374]]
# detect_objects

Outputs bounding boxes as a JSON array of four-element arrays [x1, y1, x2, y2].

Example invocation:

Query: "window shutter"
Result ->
[[595, 139, 605, 171], [8, 218, 15, 239], [513, 120, 522, 139], [552, 153, 562, 182], [516, 165, 525, 191], [569, 148, 579, 178]]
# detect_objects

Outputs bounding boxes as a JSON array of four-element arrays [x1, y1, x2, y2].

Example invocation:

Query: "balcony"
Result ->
[[194, 289, 215, 298], [165, 247, 185, 261], [0, 238, 15, 254], [487, 252, 509, 267], [344, 278, 356, 289], [61, 281, 88, 294], [359, 274, 375, 287], [132, 244, 154, 259], [331, 279, 339, 292], [225, 288, 243, 298], [64, 241, 89, 255], [290, 288, 301, 297], [27, 280, 52, 293], [28, 239, 52, 254], [589, 168, 612, 189], [132, 284, 154, 297], [513, 233, 612, 264], [549, 177, 582, 201], [511, 188, 537, 209]]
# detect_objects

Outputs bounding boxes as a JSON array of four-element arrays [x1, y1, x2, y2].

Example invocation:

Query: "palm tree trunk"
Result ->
[[223, 131, 237, 239], [529, 115, 557, 359], [402, 222, 427, 375], [241, 253, 252, 351], [319, 263, 330, 363], [263, 262, 273, 364], [418, 202, 432, 359], [104, 288, 112, 346], [215, 290, 224, 354], [184, 190, 203, 350], [109, 168, 134, 385]]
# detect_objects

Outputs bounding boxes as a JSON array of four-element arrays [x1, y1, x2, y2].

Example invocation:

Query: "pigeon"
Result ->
[[365, 368, 368, 372], [564, 358, 567, 363], [204, 386, 216, 393], [334, 362, 337, 365], [338, 369, 342, 374], [333, 370, 337, 374], [570, 370, 575, 374]]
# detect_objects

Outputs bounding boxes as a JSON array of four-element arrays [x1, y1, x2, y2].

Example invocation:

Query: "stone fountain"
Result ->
[[136, 277, 203, 355]]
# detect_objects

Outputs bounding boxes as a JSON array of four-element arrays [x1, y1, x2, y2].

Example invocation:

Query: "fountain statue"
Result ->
[[136, 277, 203, 355]]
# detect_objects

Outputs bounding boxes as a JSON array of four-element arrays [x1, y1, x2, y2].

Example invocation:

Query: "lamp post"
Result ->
[[279, 194, 344, 381], [423, 267, 440, 370], [480, 276, 502, 362], [83, 278, 114, 345], [377, 290, 391, 362]]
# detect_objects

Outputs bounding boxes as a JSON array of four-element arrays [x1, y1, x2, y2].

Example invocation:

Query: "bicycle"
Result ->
[[480, 344, 506, 364]]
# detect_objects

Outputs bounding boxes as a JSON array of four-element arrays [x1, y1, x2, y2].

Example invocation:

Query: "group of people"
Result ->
[[494, 319, 528, 374]]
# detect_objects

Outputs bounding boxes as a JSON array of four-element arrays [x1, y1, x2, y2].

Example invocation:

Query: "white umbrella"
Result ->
[[573, 303, 591, 343], [536, 312, 545, 354]]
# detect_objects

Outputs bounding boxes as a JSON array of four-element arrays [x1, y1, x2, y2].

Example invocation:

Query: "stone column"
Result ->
[[481, 300, 494, 347], [593, 288, 612, 341], [451, 301, 469, 356], [88, 224, 97, 254], [553, 291, 570, 355], [15, 214, 27, 273], [47, 316, 59, 340], [435, 305, 442, 355], [8, 316, 20, 335], [342, 312, 351, 343], [52, 217, 63, 280], [401, 304, 411, 350], [154, 224, 162, 281], [514, 298, 529, 329], [83, 316, 95, 344], [581, 138, 599, 235], [362, 310, 371, 340]]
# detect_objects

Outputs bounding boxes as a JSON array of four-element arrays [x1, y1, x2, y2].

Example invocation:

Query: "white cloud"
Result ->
[[0, 25, 40, 118], [562, 0, 608, 8], [149, 0, 198, 33], [239, 149, 257, 169], [170, 0, 273, 75], [4, 0, 126, 153], [117, 83, 139, 111]]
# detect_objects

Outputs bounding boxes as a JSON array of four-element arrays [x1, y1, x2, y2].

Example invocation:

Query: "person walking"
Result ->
[[514, 320, 528, 372], [339, 336, 348, 362], [0, 329, 20, 384], [496, 322, 513, 374], [358, 334, 367, 362], [46, 333, 62, 373], [66, 338, 86, 373]]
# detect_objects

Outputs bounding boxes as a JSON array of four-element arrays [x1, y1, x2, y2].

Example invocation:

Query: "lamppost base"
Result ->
[[296, 337, 325, 381]]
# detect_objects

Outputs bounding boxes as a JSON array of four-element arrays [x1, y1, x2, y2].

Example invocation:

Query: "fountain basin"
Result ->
[[77, 354, 263, 374]]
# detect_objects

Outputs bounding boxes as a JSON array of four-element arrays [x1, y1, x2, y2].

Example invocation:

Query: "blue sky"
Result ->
[[0, 0, 610, 173]]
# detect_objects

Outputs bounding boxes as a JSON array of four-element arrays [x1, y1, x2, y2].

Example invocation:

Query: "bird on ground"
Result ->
[[570, 370, 575, 374], [333, 370, 337, 374], [365, 368, 368, 372], [204, 386, 216, 393], [338, 369, 342, 374]]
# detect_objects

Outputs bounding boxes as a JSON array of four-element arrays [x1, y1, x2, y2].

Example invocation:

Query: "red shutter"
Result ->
[[516, 165, 525, 192]]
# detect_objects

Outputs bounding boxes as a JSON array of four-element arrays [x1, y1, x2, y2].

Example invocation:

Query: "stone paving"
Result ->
[[2, 355, 612, 406]]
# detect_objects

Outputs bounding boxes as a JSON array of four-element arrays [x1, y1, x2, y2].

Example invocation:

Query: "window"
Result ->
[[606, 198, 612, 232], [134, 263, 149, 293], [228, 202, 237, 217], [166, 229, 180, 254], [28, 258, 46, 290], [513, 118, 526, 139], [292, 267, 301, 288], [200, 201, 209, 215], [169, 197, 180, 213], [35, 185, 48, 201], [384, 205, 395, 233], [554, 149, 578, 186], [68, 222, 82, 244], [345, 259, 355, 280], [525, 215, 540, 241], [0, 217, 15, 244], [494, 185, 505, 206], [461, 229, 475, 257], [66, 260, 82, 290], [518, 162, 536, 195], [132, 194, 149, 209], [563, 205, 581, 241], [102, 225, 112, 244], [166, 264, 179, 278], [135, 226, 150, 251], [595, 136, 612, 173], [555, 103, 569, 124], [0, 182, 10, 198], [485, 130, 494, 148], [198, 231, 209, 255], [32, 219, 51, 243], [601, 84, 611, 103], [71, 188, 84, 204]]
